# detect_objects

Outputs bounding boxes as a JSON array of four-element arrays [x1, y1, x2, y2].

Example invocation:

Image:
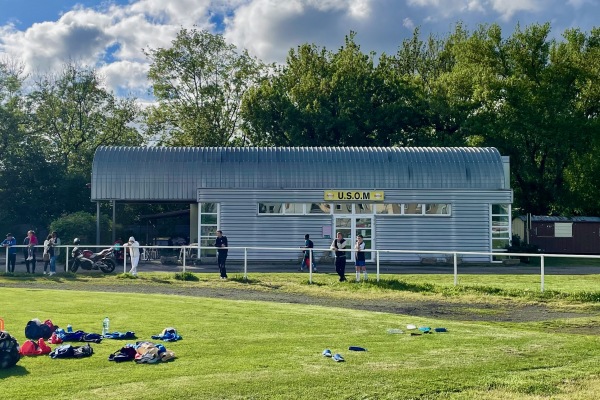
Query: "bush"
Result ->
[[173, 272, 199, 281], [50, 211, 111, 246]]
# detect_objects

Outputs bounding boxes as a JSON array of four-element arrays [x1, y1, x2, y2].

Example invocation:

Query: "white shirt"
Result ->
[[124, 241, 140, 258]]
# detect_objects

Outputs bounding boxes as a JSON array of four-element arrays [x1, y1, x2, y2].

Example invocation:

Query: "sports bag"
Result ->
[[0, 331, 20, 369]]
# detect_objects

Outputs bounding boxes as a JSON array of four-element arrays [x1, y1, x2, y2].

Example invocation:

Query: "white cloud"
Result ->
[[0, 0, 598, 99]]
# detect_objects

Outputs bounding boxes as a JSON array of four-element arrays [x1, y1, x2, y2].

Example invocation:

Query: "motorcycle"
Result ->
[[69, 245, 116, 273]]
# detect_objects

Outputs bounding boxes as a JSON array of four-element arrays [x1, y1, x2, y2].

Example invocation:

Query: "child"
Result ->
[[355, 235, 367, 281]]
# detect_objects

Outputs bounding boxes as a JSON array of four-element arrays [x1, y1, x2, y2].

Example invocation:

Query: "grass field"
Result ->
[[1, 272, 600, 399]]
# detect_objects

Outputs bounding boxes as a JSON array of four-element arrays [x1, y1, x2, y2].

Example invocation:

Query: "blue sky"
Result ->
[[0, 0, 598, 99]]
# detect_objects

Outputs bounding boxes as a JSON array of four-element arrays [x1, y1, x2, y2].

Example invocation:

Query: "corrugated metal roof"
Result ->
[[91, 146, 507, 201]]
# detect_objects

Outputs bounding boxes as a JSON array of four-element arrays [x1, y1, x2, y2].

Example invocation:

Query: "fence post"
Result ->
[[453, 252, 458, 286], [376, 250, 380, 282], [65, 246, 69, 273], [182, 245, 186, 273], [540, 254, 545, 292], [4, 246, 8, 273], [309, 250, 313, 284], [123, 249, 127, 274], [244, 247, 248, 281]]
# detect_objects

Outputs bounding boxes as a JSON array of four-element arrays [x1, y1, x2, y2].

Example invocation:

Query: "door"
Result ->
[[334, 216, 374, 262]]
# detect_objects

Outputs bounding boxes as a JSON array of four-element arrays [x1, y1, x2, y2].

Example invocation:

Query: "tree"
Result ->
[[427, 23, 599, 214], [242, 32, 420, 146], [27, 63, 142, 176], [144, 28, 266, 146]]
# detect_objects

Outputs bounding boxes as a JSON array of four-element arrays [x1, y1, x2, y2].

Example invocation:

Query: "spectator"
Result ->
[[42, 234, 55, 276], [355, 234, 367, 282], [330, 232, 347, 282], [300, 234, 317, 272], [214, 230, 228, 280], [1, 233, 17, 273], [26, 230, 38, 274], [51, 231, 61, 267], [123, 236, 140, 276]]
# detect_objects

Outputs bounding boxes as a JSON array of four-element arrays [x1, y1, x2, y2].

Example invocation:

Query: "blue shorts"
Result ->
[[355, 260, 366, 267]]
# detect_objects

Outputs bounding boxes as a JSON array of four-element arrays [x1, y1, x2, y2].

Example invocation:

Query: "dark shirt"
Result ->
[[215, 236, 228, 255], [333, 239, 346, 257], [303, 239, 313, 258], [23, 237, 30, 257]]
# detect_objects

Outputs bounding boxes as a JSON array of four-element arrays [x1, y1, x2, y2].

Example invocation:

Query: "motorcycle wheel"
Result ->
[[100, 259, 116, 273], [69, 260, 79, 273]]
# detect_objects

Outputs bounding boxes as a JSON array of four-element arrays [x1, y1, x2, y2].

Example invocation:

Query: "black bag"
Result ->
[[25, 320, 52, 340], [0, 331, 20, 369]]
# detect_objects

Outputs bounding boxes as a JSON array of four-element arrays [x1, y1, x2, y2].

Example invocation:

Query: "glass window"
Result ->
[[198, 203, 219, 258], [404, 204, 423, 215], [425, 204, 450, 215], [201, 203, 216, 213], [492, 204, 510, 214], [284, 203, 304, 214], [333, 203, 353, 214], [201, 214, 217, 224], [309, 203, 330, 214], [258, 203, 283, 214], [375, 204, 404, 215], [355, 203, 373, 214]]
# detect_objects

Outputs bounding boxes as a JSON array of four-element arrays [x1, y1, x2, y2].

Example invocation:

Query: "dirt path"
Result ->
[[1, 281, 590, 323]]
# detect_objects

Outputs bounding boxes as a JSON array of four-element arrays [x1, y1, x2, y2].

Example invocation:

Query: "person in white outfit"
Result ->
[[123, 236, 140, 276]]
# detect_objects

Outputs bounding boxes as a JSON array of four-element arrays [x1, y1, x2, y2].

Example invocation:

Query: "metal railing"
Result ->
[[4, 244, 600, 292]]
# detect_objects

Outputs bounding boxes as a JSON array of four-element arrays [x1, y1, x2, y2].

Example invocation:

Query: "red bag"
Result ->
[[50, 332, 63, 344], [44, 319, 58, 333]]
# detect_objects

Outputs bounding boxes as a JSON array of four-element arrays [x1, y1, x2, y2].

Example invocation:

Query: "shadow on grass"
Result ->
[[0, 365, 29, 378]]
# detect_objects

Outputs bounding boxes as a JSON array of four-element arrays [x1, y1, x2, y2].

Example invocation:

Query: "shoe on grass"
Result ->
[[322, 349, 332, 357], [332, 353, 345, 362]]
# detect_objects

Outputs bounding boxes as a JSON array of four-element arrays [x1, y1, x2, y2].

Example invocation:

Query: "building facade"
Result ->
[[92, 147, 512, 262]]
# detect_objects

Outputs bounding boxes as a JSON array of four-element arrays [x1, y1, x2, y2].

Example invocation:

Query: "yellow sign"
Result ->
[[324, 191, 384, 201]]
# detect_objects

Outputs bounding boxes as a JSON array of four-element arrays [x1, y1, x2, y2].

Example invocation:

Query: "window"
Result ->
[[491, 203, 511, 260], [355, 203, 373, 214], [404, 204, 423, 215], [309, 203, 330, 214], [284, 203, 304, 214], [333, 203, 353, 214], [555, 223, 573, 238], [258, 203, 283, 214], [198, 203, 219, 258], [425, 204, 451, 215]]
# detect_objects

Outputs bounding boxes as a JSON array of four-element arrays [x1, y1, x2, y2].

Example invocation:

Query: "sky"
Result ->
[[0, 0, 598, 100]]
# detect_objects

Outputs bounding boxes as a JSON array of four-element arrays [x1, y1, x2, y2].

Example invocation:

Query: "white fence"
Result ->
[[4, 244, 600, 292]]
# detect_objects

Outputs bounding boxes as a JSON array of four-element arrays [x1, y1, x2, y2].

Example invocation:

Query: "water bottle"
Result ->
[[67, 324, 73, 333], [102, 317, 110, 335]]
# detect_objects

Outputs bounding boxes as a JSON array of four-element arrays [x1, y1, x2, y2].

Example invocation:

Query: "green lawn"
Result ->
[[1, 274, 600, 399]]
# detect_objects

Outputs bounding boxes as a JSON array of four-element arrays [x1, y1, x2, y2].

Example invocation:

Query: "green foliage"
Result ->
[[242, 32, 422, 146], [144, 28, 266, 146], [173, 271, 199, 281], [49, 211, 110, 244]]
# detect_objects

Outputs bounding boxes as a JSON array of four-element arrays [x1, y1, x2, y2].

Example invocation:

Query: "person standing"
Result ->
[[355, 234, 367, 282], [26, 230, 38, 274], [113, 237, 124, 263], [1, 233, 17, 273], [51, 231, 61, 270], [42, 234, 55, 275], [330, 232, 347, 282], [23, 233, 30, 273], [214, 230, 228, 279], [123, 236, 140, 276], [300, 234, 317, 272]]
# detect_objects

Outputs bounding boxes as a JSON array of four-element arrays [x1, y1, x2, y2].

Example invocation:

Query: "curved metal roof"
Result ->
[[91, 146, 507, 201]]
